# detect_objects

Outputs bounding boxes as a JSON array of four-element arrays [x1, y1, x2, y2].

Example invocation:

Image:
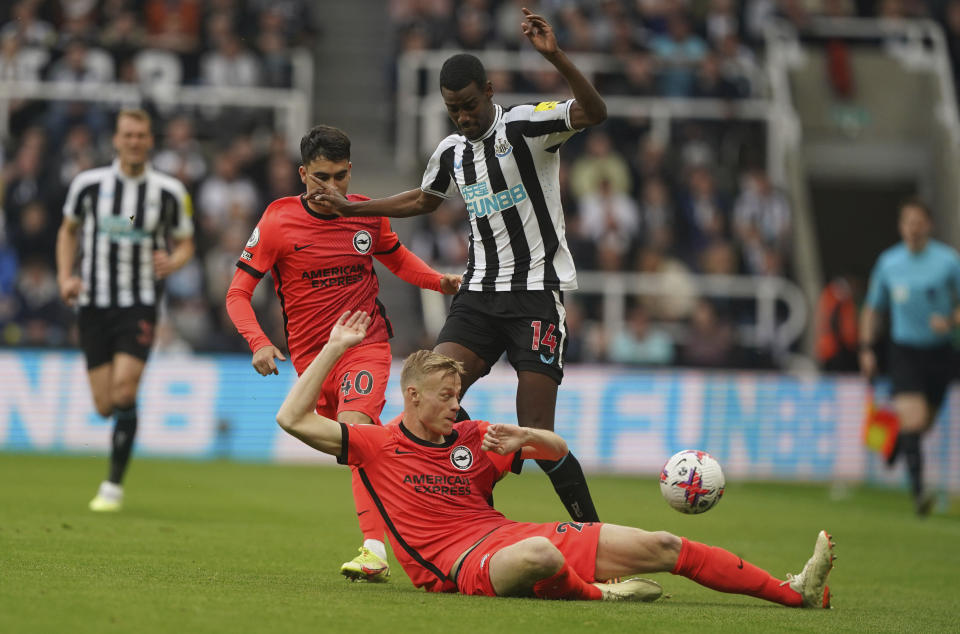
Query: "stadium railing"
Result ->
[[0, 49, 314, 154], [394, 49, 774, 171], [420, 270, 808, 364]]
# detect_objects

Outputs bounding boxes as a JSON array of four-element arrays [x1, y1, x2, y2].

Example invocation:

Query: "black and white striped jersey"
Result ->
[[421, 99, 580, 291], [62, 160, 194, 308]]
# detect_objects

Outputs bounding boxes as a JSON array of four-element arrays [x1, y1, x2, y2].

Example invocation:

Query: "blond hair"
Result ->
[[116, 108, 152, 130], [400, 350, 464, 390]]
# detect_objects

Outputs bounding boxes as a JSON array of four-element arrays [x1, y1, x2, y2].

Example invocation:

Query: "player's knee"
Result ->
[[93, 399, 113, 418], [651, 531, 682, 567], [520, 537, 564, 577]]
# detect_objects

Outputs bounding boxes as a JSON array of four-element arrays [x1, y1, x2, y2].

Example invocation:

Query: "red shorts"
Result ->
[[454, 521, 602, 597], [315, 342, 391, 424]]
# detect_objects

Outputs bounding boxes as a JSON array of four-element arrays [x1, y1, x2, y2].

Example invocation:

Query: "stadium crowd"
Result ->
[[2, 0, 959, 369]]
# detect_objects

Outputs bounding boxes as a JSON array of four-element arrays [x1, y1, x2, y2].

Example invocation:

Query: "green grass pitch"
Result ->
[[1, 453, 957, 633]]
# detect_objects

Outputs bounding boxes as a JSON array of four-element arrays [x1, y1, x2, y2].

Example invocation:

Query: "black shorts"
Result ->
[[78, 306, 157, 370], [436, 289, 568, 383], [888, 342, 955, 413]]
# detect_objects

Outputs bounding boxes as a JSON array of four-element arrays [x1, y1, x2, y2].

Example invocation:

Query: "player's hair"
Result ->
[[401, 350, 464, 391], [899, 197, 932, 220], [300, 124, 351, 164], [115, 108, 152, 131], [439, 53, 487, 91]]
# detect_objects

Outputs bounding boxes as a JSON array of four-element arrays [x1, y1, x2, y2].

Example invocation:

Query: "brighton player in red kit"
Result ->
[[275, 310, 835, 606], [225, 125, 460, 582]]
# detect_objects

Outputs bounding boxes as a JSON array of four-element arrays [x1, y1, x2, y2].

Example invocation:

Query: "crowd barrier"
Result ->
[[1, 350, 957, 492]]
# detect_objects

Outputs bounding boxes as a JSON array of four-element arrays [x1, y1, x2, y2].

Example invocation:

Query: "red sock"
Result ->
[[351, 466, 385, 543], [671, 538, 802, 607], [532, 561, 603, 601]]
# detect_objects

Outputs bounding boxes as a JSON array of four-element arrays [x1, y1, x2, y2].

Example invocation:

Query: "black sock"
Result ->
[[899, 432, 923, 498], [108, 404, 138, 485], [536, 452, 600, 523], [455, 407, 471, 422]]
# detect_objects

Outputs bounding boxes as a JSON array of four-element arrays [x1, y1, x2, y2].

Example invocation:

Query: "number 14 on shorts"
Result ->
[[530, 320, 558, 364]]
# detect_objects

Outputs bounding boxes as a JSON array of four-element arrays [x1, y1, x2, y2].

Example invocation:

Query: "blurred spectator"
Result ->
[[636, 175, 675, 253], [44, 36, 115, 143], [692, 52, 739, 99], [99, 7, 146, 67], [256, 10, 293, 87], [200, 31, 262, 88], [704, 0, 738, 46], [196, 151, 259, 238], [0, 1, 57, 49], [577, 177, 640, 260], [8, 200, 57, 267], [679, 298, 736, 367], [678, 166, 729, 260], [717, 34, 761, 98], [54, 124, 100, 188], [153, 115, 208, 189], [815, 275, 860, 372], [410, 199, 469, 269], [732, 168, 791, 275], [635, 247, 697, 322], [448, 6, 493, 50], [570, 130, 632, 199], [601, 49, 657, 96], [650, 13, 707, 97], [607, 303, 675, 365], [13, 256, 71, 346], [144, 0, 201, 55]]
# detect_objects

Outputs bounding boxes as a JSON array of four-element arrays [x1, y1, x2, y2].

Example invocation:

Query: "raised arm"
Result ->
[[276, 311, 372, 455], [481, 423, 568, 461], [312, 182, 444, 218], [520, 7, 606, 129]]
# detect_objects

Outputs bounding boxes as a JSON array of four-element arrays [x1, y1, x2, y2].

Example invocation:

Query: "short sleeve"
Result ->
[[421, 141, 459, 199], [62, 171, 98, 222], [336, 422, 391, 467], [236, 208, 282, 276], [521, 99, 579, 151], [168, 180, 195, 239], [864, 256, 889, 310]]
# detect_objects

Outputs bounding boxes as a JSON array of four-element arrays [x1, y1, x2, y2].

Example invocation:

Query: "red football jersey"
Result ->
[[237, 195, 397, 374], [337, 419, 521, 592]]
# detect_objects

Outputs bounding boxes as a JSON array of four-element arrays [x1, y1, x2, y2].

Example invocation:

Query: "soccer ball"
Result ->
[[659, 450, 725, 514]]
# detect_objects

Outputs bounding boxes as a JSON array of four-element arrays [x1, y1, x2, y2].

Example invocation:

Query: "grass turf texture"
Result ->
[[1, 454, 957, 633]]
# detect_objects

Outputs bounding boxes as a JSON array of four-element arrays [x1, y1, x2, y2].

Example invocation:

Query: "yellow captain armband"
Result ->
[[534, 101, 558, 112], [183, 193, 195, 217]]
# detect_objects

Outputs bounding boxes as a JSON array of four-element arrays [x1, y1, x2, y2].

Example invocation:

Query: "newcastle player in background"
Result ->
[[225, 124, 460, 582], [313, 8, 606, 525], [56, 108, 196, 512]]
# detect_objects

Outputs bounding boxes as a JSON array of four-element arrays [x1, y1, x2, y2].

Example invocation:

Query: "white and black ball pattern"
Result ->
[[659, 450, 725, 514]]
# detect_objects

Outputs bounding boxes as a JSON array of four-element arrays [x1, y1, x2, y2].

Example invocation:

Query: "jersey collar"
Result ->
[[300, 194, 339, 220], [472, 104, 503, 143], [399, 421, 459, 448], [111, 158, 151, 183]]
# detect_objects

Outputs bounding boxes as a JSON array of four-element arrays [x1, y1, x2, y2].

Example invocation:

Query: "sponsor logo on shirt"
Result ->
[[461, 182, 527, 219], [240, 250, 253, 261], [402, 473, 472, 495], [301, 263, 365, 289]]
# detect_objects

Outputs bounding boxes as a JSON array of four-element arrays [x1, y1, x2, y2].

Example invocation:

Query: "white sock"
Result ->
[[364, 539, 387, 561]]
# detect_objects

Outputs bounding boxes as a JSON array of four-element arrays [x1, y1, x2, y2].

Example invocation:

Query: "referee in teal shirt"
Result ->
[[860, 199, 960, 515]]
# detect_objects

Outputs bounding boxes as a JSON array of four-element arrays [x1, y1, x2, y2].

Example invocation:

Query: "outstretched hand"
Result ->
[[481, 423, 527, 455], [306, 174, 350, 215], [520, 7, 559, 57], [328, 310, 372, 349], [440, 273, 462, 295]]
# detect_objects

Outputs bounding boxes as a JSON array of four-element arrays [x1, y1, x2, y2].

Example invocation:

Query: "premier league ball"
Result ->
[[659, 450, 725, 514]]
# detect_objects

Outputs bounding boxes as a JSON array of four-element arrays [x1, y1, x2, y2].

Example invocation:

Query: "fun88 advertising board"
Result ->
[[1, 350, 957, 491]]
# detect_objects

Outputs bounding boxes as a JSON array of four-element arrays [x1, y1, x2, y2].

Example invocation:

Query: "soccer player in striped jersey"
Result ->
[[273, 310, 835, 607], [313, 8, 605, 525], [56, 109, 196, 512], [225, 125, 460, 582]]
